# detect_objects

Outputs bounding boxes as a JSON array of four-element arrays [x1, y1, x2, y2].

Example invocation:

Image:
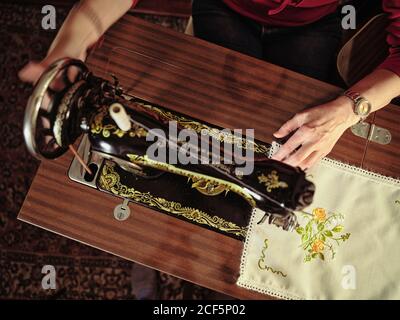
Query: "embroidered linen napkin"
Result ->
[[237, 143, 400, 299]]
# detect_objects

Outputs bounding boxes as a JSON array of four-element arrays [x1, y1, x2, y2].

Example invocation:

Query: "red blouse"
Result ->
[[132, 0, 400, 78]]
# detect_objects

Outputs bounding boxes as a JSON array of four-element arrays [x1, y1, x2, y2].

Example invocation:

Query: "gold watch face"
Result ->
[[355, 99, 371, 116]]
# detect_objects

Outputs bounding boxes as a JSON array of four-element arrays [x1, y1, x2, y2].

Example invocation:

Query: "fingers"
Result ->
[[273, 112, 307, 139], [283, 142, 315, 167], [298, 151, 323, 170], [18, 59, 79, 91], [271, 127, 307, 161], [18, 61, 46, 84], [271, 105, 345, 170]]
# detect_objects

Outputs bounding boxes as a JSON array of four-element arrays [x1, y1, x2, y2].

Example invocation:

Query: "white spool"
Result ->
[[109, 102, 131, 131]]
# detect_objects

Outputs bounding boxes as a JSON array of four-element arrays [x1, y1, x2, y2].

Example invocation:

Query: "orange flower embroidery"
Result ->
[[313, 208, 327, 222], [311, 239, 325, 253]]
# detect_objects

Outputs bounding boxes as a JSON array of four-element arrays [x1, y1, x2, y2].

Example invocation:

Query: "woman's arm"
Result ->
[[350, 68, 400, 111], [272, 0, 400, 170], [271, 69, 400, 170], [19, 0, 134, 83]]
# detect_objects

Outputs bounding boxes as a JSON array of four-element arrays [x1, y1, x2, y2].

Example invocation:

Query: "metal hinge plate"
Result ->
[[351, 122, 392, 145]]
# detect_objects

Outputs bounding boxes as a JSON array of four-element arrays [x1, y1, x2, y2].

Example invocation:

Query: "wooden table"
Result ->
[[18, 15, 399, 299]]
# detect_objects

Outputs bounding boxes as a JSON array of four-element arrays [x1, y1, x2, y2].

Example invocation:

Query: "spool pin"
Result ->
[[109, 102, 131, 131]]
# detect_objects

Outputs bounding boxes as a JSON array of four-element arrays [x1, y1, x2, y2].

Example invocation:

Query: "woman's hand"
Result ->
[[271, 96, 360, 170], [18, 2, 91, 85], [18, 0, 133, 85], [18, 44, 88, 85]]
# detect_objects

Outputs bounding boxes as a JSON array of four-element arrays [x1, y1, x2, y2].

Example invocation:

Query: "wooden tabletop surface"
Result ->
[[18, 15, 399, 299]]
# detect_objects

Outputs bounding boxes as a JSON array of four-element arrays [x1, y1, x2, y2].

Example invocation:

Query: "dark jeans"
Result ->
[[192, 0, 343, 83]]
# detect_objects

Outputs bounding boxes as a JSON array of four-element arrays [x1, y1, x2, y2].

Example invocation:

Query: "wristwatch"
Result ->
[[343, 90, 372, 123]]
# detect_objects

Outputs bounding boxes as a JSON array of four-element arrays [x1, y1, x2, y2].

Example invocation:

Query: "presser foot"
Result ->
[[257, 211, 298, 232]]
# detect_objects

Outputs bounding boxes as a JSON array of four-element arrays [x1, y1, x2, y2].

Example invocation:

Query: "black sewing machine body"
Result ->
[[23, 59, 315, 238]]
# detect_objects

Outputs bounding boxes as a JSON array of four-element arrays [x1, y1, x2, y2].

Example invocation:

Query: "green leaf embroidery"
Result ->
[[324, 230, 333, 237], [332, 225, 344, 233]]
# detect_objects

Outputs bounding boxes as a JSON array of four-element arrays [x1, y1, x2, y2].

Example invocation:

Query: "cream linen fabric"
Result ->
[[237, 143, 400, 299]]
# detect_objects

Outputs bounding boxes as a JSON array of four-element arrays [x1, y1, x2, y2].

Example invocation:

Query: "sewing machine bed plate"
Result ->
[[18, 16, 400, 299], [98, 157, 252, 234]]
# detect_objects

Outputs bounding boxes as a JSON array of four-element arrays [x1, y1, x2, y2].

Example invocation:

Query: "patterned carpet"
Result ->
[[0, 2, 218, 300]]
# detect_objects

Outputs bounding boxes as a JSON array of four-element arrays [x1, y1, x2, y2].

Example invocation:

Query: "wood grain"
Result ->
[[19, 16, 396, 299], [363, 104, 400, 177], [89, 16, 369, 165]]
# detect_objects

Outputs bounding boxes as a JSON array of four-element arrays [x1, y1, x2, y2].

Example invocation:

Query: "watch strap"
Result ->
[[343, 90, 370, 122]]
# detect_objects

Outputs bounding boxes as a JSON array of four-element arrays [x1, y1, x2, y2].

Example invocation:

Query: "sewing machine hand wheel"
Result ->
[[23, 58, 88, 160]]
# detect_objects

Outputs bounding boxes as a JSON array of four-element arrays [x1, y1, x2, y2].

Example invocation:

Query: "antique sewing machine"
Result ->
[[23, 58, 315, 239]]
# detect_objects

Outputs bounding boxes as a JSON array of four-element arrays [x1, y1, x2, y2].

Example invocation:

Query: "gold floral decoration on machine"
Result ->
[[90, 101, 271, 158], [132, 101, 271, 156], [258, 170, 289, 193], [189, 177, 229, 196], [126, 153, 256, 207], [91, 107, 147, 138], [98, 161, 247, 238]]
